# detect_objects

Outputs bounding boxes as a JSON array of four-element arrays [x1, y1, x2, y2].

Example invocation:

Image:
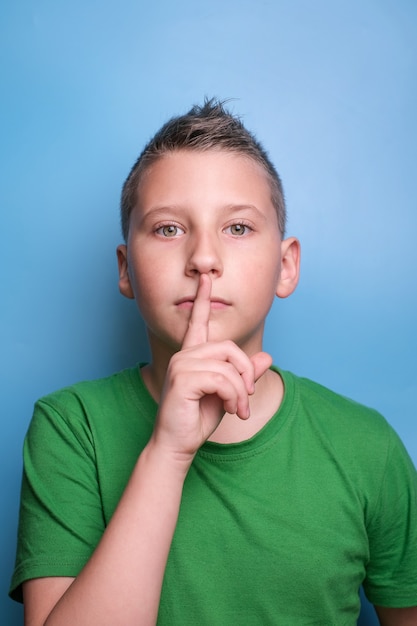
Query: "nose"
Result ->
[[185, 230, 223, 277]]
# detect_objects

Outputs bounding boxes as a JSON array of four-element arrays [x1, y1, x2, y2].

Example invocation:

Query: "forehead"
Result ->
[[136, 149, 274, 209]]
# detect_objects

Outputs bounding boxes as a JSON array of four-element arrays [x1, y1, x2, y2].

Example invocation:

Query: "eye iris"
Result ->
[[231, 224, 245, 235], [163, 225, 177, 237]]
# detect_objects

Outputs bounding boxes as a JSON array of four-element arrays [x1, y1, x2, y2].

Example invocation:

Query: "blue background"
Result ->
[[1, 1, 416, 623]]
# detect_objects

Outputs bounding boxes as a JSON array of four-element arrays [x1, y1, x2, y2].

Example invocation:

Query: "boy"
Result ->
[[10, 99, 417, 625]]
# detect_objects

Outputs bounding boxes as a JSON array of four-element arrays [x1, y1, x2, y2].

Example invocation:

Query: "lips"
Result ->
[[175, 296, 231, 309], [209, 299, 230, 310]]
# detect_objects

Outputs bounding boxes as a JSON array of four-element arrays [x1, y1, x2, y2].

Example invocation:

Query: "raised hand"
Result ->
[[151, 273, 272, 466]]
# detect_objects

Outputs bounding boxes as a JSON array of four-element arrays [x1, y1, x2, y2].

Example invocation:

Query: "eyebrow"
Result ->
[[223, 204, 268, 219], [138, 204, 268, 225]]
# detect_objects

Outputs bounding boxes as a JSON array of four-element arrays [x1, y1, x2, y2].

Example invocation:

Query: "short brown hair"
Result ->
[[120, 98, 286, 240]]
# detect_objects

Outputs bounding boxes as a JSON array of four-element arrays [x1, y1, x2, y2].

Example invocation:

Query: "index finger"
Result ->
[[182, 274, 212, 349]]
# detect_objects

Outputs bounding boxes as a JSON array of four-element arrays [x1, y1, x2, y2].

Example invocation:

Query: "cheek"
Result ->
[[236, 260, 280, 321], [130, 257, 175, 314], [244, 253, 281, 291], [128, 260, 156, 305]]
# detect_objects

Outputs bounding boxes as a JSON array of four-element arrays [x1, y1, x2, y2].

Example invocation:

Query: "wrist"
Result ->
[[143, 435, 195, 480]]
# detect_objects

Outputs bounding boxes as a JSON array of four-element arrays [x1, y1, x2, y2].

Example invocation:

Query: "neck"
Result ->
[[141, 354, 283, 445], [207, 368, 283, 443], [142, 327, 267, 405], [141, 326, 185, 401]]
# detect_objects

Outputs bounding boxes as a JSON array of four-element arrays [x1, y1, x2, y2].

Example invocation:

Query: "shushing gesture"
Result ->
[[151, 273, 272, 467]]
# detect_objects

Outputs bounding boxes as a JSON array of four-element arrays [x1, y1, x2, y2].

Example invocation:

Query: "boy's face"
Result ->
[[117, 150, 299, 360]]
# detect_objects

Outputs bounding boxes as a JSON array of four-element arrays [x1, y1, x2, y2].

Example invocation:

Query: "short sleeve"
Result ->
[[9, 394, 105, 602], [363, 426, 417, 607]]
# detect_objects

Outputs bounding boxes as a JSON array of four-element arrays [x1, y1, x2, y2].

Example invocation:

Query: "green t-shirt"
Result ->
[[10, 366, 417, 624]]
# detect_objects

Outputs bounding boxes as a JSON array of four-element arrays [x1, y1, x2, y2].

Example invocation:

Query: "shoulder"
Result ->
[[27, 365, 152, 444], [37, 366, 141, 409], [34, 365, 147, 419], [279, 367, 390, 434], [276, 367, 417, 516], [275, 367, 409, 473]]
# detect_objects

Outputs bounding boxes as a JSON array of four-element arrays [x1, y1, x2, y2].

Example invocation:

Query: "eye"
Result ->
[[155, 224, 184, 237], [224, 222, 252, 236]]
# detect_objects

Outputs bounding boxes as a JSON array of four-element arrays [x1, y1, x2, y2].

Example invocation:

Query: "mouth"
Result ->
[[175, 297, 231, 310]]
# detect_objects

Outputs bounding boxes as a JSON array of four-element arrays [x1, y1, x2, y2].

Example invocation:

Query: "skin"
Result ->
[[118, 150, 300, 441], [22, 150, 416, 625]]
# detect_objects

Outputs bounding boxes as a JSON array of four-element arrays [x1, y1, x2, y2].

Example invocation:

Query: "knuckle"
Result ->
[[212, 371, 227, 386], [168, 353, 181, 370]]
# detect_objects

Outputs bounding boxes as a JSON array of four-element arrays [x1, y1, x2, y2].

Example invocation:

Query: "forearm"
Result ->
[[44, 440, 188, 626], [375, 605, 417, 626]]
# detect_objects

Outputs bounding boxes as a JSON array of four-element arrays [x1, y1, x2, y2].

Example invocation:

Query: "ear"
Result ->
[[276, 237, 300, 299], [116, 244, 135, 299]]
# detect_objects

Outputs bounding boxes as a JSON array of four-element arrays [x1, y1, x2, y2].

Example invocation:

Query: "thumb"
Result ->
[[250, 351, 273, 383]]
